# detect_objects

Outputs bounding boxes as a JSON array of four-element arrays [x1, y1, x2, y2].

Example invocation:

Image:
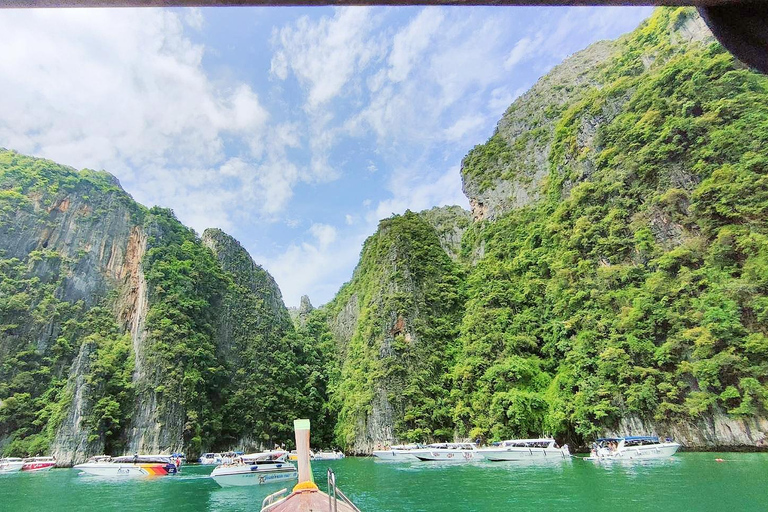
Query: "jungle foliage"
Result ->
[[0, 151, 331, 457], [452, 8, 768, 442], [325, 8, 768, 449]]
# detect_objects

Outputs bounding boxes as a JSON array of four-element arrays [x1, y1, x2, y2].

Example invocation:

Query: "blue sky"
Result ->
[[0, 6, 653, 307]]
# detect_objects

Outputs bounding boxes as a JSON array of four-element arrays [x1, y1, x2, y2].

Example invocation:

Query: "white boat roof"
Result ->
[[241, 450, 287, 458], [501, 438, 556, 443]]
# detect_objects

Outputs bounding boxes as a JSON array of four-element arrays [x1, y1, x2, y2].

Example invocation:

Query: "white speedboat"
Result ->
[[312, 450, 345, 461], [74, 455, 179, 477], [0, 457, 24, 473], [21, 456, 56, 471], [479, 438, 570, 461], [585, 436, 681, 461], [211, 450, 297, 487], [372, 444, 422, 461], [413, 443, 484, 462], [198, 452, 224, 465]]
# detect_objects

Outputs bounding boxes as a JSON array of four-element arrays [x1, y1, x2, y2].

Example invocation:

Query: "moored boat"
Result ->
[[73, 455, 179, 477], [210, 451, 297, 487], [413, 443, 484, 462], [198, 452, 224, 465], [372, 444, 420, 461], [0, 457, 24, 473], [585, 436, 681, 461], [312, 450, 345, 461], [21, 456, 56, 471], [479, 438, 570, 461]]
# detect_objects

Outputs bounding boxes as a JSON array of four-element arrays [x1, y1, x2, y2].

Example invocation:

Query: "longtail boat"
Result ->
[[260, 419, 361, 512]]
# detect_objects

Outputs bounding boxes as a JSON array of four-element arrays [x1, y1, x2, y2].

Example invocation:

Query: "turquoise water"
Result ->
[[2, 453, 768, 511]]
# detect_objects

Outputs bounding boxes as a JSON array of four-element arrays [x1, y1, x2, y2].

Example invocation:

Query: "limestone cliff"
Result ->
[[325, 210, 466, 453], [325, 8, 768, 452], [0, 150, 317, 463], [461, 11, 713, 222]]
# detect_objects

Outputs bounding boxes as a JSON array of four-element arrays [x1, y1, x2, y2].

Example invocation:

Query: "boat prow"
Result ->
[[261, 418, 361, 512], [0, 457, 25, 473]]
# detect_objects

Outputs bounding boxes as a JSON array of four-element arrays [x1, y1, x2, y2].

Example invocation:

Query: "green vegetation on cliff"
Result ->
[[322, 211, 466, 447], [0, 150, 330, 459], [0, 151, 142, 457], [454, 8, 768, 442]]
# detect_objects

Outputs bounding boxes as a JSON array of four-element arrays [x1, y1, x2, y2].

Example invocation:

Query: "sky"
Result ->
[[0, 5, 653, 307]]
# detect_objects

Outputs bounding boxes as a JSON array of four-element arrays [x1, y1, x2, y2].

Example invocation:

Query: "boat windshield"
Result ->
[[623, 436, 661, 447], [501, 439, 556, 449]]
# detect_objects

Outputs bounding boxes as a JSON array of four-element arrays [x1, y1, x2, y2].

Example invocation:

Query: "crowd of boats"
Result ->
[[0, 418, 361, 512], [0, 448, 343, 488], [373, 435, 681, 462], [0, 435, 680, 491]]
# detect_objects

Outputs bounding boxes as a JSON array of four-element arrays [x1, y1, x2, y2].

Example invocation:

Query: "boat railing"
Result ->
[[328, 468, 361, 512], [261, 488, 289, 510]]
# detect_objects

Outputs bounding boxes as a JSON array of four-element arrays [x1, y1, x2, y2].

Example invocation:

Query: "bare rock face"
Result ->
[[607, 414, 768, 450], [202, 227, 293, 355], [202, 227, 291, 329], [1, 151, 300, 463], [461, 38, 619, 222], [418, 206, 472, 261], [288, 295, 315, 329], [50, 341, 102, 464], [0, 150, 158, 463], [460, 13, 713, 222]]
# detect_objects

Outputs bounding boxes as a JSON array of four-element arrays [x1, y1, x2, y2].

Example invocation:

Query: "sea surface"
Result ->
[[2, 453, 767, 511]]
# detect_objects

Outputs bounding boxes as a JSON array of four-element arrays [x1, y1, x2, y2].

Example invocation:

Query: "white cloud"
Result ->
[[0, 9, 272, 232], [387, 7, 444, 83], [443, 114, 487, 142], [270, 7, 380, 110], [345, 214, 355, 225], [505, 36, 534, 69], [255, 227, 365, 307], [309, 223, 338, 249], [184, 7, 204, 31]]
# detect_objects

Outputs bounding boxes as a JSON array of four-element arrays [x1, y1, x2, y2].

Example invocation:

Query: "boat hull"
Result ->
[[74, 463, 178, 477], [0, 462, 24, 473], [372, 450, 418, 461], [211, 467, 298, 487], [414, 450, 484, 462], [21, 462, 55, 472], [481, 448, 570, 462]]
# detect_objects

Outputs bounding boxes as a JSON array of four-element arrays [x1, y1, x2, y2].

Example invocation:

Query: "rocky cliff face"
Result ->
[[453, 8, 768, 449], [460, 12, 713, 222], [325, 8, 768, 452], [0, 150, 314, 463], [326, 211, 466, 453], [0, 150, 154, 462], [609, 413, 768, 450]]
